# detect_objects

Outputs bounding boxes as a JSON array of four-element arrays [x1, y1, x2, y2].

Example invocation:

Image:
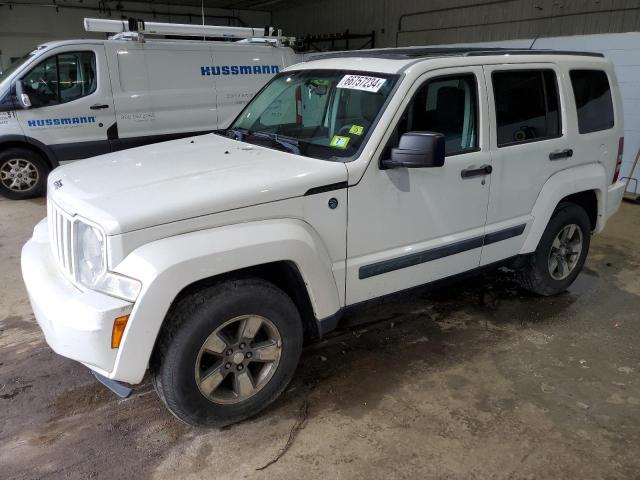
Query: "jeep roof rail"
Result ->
[[84, 17, 295, 46], [308, 47, 605, 60]]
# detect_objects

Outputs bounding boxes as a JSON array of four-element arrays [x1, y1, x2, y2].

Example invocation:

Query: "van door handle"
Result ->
[[549, 148, 573, 160], [90, 104, 109, 110], [461, 164, 492, 178]]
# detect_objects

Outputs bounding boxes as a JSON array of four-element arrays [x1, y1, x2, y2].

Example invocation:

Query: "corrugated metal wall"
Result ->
[[273, 0, 640, 48]]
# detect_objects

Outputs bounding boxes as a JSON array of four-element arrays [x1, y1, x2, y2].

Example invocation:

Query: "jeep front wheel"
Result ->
[[152, 278, 303, 427], [518, 202, 591, 296]]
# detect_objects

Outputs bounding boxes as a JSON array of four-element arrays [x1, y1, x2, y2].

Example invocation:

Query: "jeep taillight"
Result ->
[[613, 137, 624, 183]]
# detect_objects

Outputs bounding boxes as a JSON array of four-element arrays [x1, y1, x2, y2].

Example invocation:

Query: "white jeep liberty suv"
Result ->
[[22, 47, 626, 426]]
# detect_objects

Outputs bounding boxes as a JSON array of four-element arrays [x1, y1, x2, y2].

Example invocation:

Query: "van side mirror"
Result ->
[[381, 132, 445, 169], [15, 81, 32, 109]]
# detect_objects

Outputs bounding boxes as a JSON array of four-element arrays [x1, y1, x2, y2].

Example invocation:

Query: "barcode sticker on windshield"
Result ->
[[337, 75, 387, 93]]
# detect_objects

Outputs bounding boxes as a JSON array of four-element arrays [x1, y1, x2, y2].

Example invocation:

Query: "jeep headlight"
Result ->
[[74, 219, 141, 302], [76, 221, 106, 286]]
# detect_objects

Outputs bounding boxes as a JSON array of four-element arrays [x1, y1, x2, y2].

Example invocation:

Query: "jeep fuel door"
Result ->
[[346, 66, 492, 305], [15, 44, 116, 161]]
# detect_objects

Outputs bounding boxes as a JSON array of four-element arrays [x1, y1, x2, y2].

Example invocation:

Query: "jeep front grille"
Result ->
[[48, 200, 76, 280]]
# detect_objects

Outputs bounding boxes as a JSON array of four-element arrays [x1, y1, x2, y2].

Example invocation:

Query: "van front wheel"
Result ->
[[518, 203, 591, 296], [0, 148, 49, 200], [152, 278, 303, 427]]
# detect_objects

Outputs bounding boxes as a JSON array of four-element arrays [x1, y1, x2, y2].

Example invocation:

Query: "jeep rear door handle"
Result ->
[[461, 164, 492, 178], [90, 104, 109, 110], [549, 148, 573, 160]]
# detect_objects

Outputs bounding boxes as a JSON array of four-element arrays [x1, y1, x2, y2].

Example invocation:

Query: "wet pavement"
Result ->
[[1, 198, 639, 479]]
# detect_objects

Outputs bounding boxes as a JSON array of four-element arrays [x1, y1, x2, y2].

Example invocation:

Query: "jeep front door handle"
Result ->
[[461, 164, 492, 179], [90, 104, 109, 110], [549, 148, 573, 160]]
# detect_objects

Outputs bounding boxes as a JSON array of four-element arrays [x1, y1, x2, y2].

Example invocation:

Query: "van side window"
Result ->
[[569, 70, 614, 134], [389, 74, 478, 156], [492, 70, 561, 147], [21, 51, 96, 108]]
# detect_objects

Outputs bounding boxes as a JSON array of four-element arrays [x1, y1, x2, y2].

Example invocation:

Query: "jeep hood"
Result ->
[[49, 134, 348, 234]]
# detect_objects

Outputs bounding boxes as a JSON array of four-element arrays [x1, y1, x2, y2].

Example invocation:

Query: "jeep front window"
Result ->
[[227, 69, 399, 161]]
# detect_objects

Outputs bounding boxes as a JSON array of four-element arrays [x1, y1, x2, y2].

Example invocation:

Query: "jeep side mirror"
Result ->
[[381, 132, 445, 169], [15, 81, 32, 109]]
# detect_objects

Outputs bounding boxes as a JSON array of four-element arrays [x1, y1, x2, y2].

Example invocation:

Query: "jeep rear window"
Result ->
[[492, 70, 561, 147], [226, 69, 399, 161], [570, 70, 614, 134]]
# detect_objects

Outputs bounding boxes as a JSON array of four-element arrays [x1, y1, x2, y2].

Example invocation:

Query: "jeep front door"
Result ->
[[346, 67, 492, 305], [15, 45, 116, 162]]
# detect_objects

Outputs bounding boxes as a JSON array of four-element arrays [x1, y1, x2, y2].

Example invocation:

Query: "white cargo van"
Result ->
[[0, 18, 300, 199]]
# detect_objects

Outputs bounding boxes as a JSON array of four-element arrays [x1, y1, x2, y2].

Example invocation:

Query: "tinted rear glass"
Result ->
[[570, 70, 614, 134], [493, 70, 561, 147]]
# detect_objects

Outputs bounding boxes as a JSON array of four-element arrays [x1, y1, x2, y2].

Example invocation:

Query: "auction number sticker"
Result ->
[[337, 75, 387, 93]]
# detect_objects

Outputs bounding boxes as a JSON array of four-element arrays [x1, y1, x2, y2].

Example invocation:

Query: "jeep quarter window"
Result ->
[[569, 70, 615, 134], [493, 70, 561, 147], [227, 70, 399, 160]]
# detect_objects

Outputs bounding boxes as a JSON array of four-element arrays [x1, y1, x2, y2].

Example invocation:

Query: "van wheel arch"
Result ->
[[0, 140, 57, 170]]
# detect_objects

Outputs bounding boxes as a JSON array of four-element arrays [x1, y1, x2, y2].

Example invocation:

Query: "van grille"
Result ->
[[48, 200, 76, 280]]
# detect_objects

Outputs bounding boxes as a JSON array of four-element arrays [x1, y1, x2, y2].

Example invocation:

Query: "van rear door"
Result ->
[[14, 44, 116, 162]]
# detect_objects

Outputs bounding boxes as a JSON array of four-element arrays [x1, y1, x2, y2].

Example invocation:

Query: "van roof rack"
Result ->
[[308, 47, 604, 60], [84, 17, 295, 46]]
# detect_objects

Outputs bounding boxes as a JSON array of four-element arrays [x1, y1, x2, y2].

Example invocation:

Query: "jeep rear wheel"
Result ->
[[0, 148, 49, 200], [152, 278, 303, 427], [518, 203, 591, 296]]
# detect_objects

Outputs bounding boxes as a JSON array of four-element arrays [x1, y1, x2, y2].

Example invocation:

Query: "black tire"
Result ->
[[518, 202, 591, 296], [152, 278, 303, 427], [0, 147, 49, 200]]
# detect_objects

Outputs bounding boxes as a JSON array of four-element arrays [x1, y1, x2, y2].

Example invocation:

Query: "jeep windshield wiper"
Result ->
[[247, 131, 301, 155], [224, 127, 250, 141]]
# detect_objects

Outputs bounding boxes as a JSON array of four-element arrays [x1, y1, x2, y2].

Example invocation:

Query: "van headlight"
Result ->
[[74, 219, 141, 302]]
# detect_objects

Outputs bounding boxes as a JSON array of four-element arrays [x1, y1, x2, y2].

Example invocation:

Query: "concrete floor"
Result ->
[[1, 198, 639, 480]]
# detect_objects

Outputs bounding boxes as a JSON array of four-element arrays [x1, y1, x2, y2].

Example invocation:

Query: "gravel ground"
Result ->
[[1, 197, 639, 479]]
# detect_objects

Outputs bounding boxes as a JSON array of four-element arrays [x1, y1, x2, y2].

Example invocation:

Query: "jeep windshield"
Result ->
[[225, 69, 399, 161]]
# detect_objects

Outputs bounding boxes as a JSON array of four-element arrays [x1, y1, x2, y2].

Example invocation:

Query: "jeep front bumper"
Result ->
[[21, 219, 133, 378]]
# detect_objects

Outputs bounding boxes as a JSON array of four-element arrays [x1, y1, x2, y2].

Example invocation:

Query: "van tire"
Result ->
[[0, 148, 49, 200], [518, 202, 591, 296], [152, 278, 303, 427]]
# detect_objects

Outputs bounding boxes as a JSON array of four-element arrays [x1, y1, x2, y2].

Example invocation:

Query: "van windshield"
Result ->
[[0, 51, 38, 83], [225, 69, 399, 161]]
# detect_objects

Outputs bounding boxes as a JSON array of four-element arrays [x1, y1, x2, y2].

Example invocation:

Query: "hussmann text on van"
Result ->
[[200, 64, 280, 76], [27, 117, 97, 127]]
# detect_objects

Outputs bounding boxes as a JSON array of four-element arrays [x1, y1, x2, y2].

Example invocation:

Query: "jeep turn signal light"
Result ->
[[111, 315, 130, 349]]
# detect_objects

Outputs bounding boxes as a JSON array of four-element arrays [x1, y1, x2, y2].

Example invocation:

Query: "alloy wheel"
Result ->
[[548, 223, 583, 280], [0, 158, 39, 192], [195, 315, 282, 404]]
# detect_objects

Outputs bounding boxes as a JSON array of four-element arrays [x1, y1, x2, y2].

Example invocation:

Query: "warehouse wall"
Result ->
[[273, 0, 640, 49], [0, 1, 270, 71]]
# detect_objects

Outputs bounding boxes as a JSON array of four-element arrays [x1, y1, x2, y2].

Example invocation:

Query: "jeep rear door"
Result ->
[[346, 66, 493, 305], [14, 44, 116, 161], [480, 63, 569, 265]]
